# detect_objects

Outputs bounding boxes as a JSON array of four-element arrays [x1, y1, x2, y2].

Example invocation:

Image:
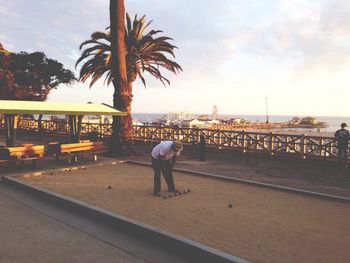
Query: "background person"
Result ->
[[151, 140, 183, 195], [334, 123, 350, 165]]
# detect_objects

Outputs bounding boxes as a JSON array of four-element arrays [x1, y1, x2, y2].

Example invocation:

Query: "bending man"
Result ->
[[151, 140, 183, 195]]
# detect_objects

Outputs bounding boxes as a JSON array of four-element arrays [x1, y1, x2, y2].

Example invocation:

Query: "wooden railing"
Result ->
[[0, 118, 340, 161], [132, 125, 338, 160]]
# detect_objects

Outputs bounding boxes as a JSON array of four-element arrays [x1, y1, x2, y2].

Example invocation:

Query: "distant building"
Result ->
[[181, 119, 205, 128], [207, 119, 220, 125], [157, 111, 195, 126], [289, 117, 300, 124], [227, 118, 250, 125], [198, 114, 209, 121], [300, 117, 317, 125], [132, 119, 144, 126], [298, 117, 328, 128], [82, 115, 111, 124], [212, 105, 218, 120]]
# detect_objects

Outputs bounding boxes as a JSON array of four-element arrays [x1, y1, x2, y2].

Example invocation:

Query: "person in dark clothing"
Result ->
[[334, 123, 350, 165], [151, 140, 183, 195]]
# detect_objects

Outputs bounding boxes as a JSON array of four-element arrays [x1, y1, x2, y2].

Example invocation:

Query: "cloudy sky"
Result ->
[[1, 0, 350, 116]]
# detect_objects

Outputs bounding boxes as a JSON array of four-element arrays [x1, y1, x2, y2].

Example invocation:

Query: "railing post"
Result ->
[[241, 130, 246, 153], [159, 126, 163, 141], [142, 126, 145, 141], [199, 134, 206, 161], [217, 129, 222, 149], [301, 134, 306, 159], [197, 128, 201, 146], [269, 132, 274, 156]]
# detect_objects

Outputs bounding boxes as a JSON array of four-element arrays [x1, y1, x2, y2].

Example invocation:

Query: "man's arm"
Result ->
[[170, 155, 177, 169]]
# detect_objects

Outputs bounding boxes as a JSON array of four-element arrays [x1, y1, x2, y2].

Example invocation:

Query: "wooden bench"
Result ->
[[0, 145, 45, 167], [0, 159, 15, 166], [48, 141, 108, 163]]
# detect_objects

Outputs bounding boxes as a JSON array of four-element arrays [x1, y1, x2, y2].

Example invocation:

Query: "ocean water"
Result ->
[[132, 113, 350, 133]]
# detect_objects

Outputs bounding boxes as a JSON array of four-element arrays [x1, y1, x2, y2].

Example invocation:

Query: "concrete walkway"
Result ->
[[0, 183, 193, 263]]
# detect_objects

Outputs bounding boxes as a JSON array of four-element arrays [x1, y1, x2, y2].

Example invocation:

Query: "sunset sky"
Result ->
[[1, 0, 350, 116]]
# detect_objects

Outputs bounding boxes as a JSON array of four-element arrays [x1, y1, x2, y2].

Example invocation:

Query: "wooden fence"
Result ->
[[132, 125, 338, 160], [0, 118, 341, 161]]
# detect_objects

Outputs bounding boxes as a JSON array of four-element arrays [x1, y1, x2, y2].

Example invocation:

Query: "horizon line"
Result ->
[[132, 112, 350, 118]]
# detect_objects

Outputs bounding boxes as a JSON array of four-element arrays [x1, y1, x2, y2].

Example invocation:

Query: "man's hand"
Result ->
[[157, 154, 166, 160]]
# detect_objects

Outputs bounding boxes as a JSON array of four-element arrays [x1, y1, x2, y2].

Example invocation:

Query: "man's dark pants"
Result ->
[[152, 158, 176, 194], [338, 145, 348, 164]]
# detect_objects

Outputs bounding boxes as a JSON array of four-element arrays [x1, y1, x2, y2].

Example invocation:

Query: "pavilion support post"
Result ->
[[69, 115, 83, 143], [69, 115, 75, 143], [77, 115, 83, 142], [4, 114, 16, 147]]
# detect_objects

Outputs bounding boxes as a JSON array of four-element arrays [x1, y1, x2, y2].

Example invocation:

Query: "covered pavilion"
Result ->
[[0, 100, 125, 147]]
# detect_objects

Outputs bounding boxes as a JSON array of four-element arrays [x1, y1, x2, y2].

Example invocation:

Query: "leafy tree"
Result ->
[[0, 43, 76, 133], [0, 43, 15, 98], [76, 12, 182, 152], [3, 51, 76, 101]]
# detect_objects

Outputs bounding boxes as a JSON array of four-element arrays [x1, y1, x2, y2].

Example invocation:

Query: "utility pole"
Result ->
[[212, 105, 218, 120], [265, 97, 269, 123]]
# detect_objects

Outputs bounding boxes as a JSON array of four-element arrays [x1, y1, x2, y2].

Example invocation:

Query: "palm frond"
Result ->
[[76, 13, 182, 89]]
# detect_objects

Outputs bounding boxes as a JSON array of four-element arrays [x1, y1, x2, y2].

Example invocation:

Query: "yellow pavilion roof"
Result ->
[[0, 100, 126, 116]]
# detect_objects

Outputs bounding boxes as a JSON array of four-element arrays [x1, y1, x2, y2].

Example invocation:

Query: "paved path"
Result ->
[[0, 183, 193, 263]]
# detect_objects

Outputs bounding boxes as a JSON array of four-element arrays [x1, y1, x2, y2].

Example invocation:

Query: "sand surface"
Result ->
[[17, 162, 350, 263]]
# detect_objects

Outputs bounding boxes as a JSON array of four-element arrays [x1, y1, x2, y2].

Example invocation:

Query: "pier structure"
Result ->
[[211, 122, 297, 130]]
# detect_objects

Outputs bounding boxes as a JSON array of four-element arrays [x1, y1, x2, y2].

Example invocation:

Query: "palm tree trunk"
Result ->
[[112, 80, 133, 141], [109, 0, 129, 154]]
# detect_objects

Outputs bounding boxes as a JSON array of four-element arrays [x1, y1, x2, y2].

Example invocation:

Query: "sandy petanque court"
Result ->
[[16, 162, 350, 263]]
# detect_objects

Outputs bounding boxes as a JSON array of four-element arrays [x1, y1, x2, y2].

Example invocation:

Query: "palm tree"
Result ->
[[76, 13, 182, 152]]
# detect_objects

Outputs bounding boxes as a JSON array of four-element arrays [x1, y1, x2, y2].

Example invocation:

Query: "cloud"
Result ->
[[0, 0, 109, 69], [226, 0, 350, 80]]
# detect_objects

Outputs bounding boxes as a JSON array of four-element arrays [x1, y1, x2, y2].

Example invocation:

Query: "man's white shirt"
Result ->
[[151, 141, 181, 160]]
